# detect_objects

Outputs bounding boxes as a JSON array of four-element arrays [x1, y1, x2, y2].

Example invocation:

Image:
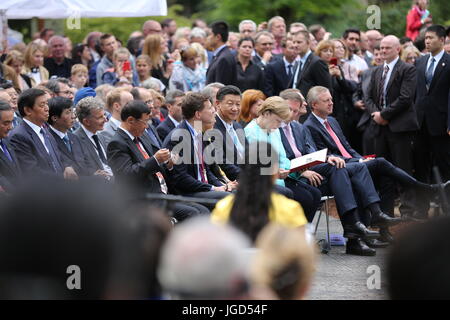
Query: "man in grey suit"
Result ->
[[98, 88, 134, 147], [73, 97, 112, 181]]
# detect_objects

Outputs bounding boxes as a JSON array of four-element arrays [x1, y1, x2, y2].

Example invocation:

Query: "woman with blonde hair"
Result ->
[[4, 50, 32, 90], [244, 96, 322, 220], [251, 223, 316, 299], [135, 54, 166, 91], [169, 46, 206, 92], [401, 45, 421, 64], [238, 89, 266, 127], [142, 34, 173, 86], [23, 42, 49, 87]]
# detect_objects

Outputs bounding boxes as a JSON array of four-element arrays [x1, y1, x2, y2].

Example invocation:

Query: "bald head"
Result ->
[[365, 30, 383, 52], [380, 35, 401, 63], [143, 20, 162, 37]]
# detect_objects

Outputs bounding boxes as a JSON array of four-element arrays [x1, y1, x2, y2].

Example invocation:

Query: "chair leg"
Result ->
[[325, 199, 331, 251], [314, 206, 323, 235]]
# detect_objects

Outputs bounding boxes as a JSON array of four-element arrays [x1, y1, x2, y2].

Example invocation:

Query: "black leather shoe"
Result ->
[[371, 212, 402, 227], [365, 238, 389, 248], [343, 221, 380, 240], [346, 238, 376, 256], [379, 228, 394, 244]]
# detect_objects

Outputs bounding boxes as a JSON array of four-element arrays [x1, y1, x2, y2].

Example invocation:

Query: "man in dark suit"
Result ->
[[289, 30, 331, 122], [304, 86, 442, 240], [364, 35, 418, 218], [252, 31, 276, 70], [47, 96, 99, 177], [280, 90, 398, 255], [263, 38, 297, 97], [205, 21, 237, 85], [9, 88, 77, 180], [164, 92, 230, 207], [73, 96, 113, 181], [107, 100, 209, 221], [157, 90, 184, 142], [414, 25, 450, 216], [0, 101, 21, 192]]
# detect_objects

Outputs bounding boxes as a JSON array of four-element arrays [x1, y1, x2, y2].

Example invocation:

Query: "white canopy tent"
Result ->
[[0, 0, 167, 50]]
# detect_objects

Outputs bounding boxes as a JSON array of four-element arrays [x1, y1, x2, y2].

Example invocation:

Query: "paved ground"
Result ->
[[306, 211, 390, 300]]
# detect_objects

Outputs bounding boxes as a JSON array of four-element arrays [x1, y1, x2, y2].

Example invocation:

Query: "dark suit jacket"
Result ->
[[73, 126, 107, 172], [304, 114, 361, 159], [156, 117, 176, 142], [163, 120, 223, 194], [107, 129, 165, 194], [414, 52, 450, 136], [0, 138, 21, 192], [264, 57, 292, 97], [206, 46, 237, 85], [364, 58, 418, 134], [49, 129, 96, 176], [213, 115, 246, 181], [290, 53, 332, 98], [279, 121, 317, 160], [9, 121, 65, 177], [355, 68, 375, 131]]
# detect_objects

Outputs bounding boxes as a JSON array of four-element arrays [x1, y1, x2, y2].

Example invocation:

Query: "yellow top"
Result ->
[[211, 192, 307, 228]]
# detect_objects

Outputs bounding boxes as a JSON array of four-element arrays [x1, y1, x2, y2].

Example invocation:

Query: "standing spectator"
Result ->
[[101, 48, 138, 87], [365, 30, 383, 67], [142, 34, 173, 87], [161, 18, 177, 52], [71, 43, 93, 70], [401, 45, 421, 64], [365, 35, 418, 219], [96, 34, 119, 87], [264, 38, 298, 97], [44, 36, 73, 79], [309, 24, 328, 43], [342, 28, 369, 75], [39, 28, 55, 44], [156, 89, 185, 142], [85, 31, 103, 63], [70, 64, 89, 90], [268, 16, 286, 55], [233, 38, 264, 92], [169, 46, 206, 92], [238, 20, 257, 39], [205, 21, 236, 86], [4, 50, 32, 91], [413, 25, 450, 217], [45, 78, 74, 100], [135, 54, 165, 91], [142, 20, 162, 38], [23, 42, 48, 88], [252, 31, 275, 70], [332, 39, 359, 82], [406, 0, 433, 41]]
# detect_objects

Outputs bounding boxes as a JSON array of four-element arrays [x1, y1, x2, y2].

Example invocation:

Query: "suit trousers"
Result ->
[[285, 178, 322, 223], [373, 126, 416, 215]]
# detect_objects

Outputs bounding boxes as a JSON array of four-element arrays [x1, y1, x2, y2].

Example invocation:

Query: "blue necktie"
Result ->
[[146, 128, 161, 149], [0, 139, 13, 162], [425, 57, 435, 87], [62, 135, 72, 153], [228, 126, 244, 157], [40, 128, 63, 173]]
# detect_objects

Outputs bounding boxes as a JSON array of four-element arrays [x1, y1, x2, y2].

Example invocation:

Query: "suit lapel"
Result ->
[[385, 59, 401, 94], [297, 54, 313, 87], [429, 53, 448, 92], [79, 128, 103, 169], [23, 122, 53, 164], [291, 122, 306, 154]]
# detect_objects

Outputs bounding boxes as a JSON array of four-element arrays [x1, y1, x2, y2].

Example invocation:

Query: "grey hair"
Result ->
[[157, 217, 250, 299], [254, 31, 274, 43], [268, 16, 285, 32], [45, 78, 70, 94], [165, 89, 185, 105], [238, 20, 257, 33], [306, 86, 330, 108], [280, 88, 304, 103], [201, 83, 225, 102], [189, 27, 207, 40], [76, 97, 105, 124]]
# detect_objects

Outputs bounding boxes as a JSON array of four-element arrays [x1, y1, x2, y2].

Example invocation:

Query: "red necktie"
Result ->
[[324, 120, 352, 159], [135, 138, 168, 193]]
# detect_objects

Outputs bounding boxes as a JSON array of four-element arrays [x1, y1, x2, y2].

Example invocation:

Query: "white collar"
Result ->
[[283, 57, 295, 67], [217, 113, 234, 131], [430, 49, 445, 63], [109, 117, 121, 128], [312, 112, 327, 127], [118, 126, 135, 141], [49, 125, 67, 139], [81, 124, 97, 139], [384, 56, 399, 71], [23, 118, 43, 135]]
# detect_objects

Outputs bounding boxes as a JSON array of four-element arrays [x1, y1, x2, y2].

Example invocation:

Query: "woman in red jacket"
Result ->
[[406, 0, 433, 41]]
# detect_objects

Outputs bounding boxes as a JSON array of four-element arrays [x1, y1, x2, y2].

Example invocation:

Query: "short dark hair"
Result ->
[[182, 93, 210, 120], [400, 36, 412, 45], [426, 25, 447, 39], [120, 100, 150, 122], [161, 18, 174, 28], [48, 97, 73, 125], [18, 88, 47, 117], [342, 28, 361, 39], [130, 87, 141, 100], [216, 85, 242, 102], [210, 21, 229, 43], [0, 100, 13, 120], [238, 37, 255, 48], [165, 90, 185, 105], [100, 33, 115, 45]]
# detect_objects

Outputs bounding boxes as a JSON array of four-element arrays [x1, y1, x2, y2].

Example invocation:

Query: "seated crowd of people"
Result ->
[[0, 14, 450, 299]]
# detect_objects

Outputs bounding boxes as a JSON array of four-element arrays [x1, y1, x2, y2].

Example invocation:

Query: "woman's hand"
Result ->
[[329, 65, 342, 78], [278, 169, 290, 180]]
